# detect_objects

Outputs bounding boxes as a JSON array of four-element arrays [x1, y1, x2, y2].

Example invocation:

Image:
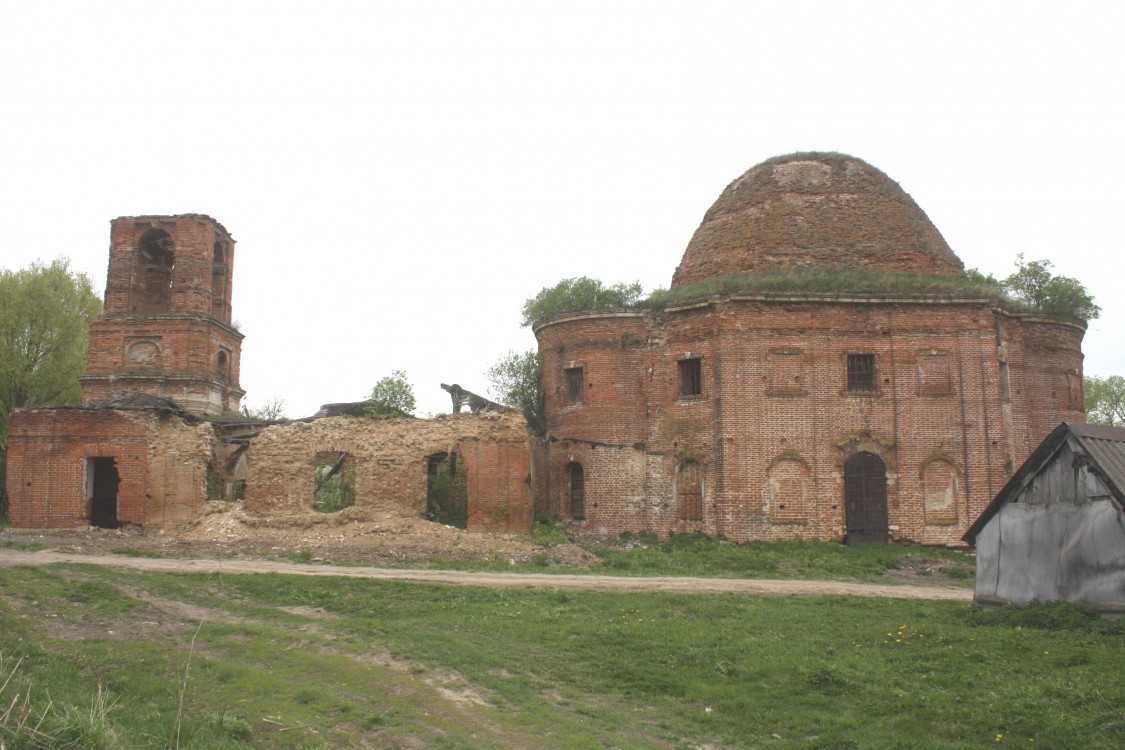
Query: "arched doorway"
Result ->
[[844, 452, 888, 544]]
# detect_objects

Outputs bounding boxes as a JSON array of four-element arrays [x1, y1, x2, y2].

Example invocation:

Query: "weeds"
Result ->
[[643, 268, 1011, 311], [967, 600, 1125, 634], [1, 654, 119, 750], [172, 620, 204, 748], [530, 518, 569, 546]]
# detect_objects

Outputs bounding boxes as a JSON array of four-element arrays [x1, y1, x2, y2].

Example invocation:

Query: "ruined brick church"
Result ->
[[533, 153, 1085, 546], [5, 154, 1087, 545], [5, 215, 532, 533]]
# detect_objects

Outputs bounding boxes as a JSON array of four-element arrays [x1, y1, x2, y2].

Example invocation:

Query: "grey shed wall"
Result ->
[[973, 435, 1125, 614]]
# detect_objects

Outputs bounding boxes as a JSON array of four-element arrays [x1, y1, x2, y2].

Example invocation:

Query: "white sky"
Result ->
[[2, 1, 1122, 418]]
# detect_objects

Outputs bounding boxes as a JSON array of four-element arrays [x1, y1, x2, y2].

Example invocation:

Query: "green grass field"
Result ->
[[1, 553, 1121, 749]]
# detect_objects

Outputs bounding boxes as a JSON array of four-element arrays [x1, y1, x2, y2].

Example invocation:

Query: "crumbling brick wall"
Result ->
[[82, 214, 244, 415], [5, 407, 215, 528], [244, 411, 532, 533]]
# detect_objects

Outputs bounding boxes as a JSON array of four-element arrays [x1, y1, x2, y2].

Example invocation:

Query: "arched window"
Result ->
[[566, 462, 585, 520], [215, 350, 229, 380], [676, 460, 703, 521]]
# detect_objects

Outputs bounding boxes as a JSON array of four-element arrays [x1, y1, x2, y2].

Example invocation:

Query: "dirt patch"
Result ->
[[0, 550, 972, 602], [0, 505, 970, 602], [0, 503, 598, 568], [358, 650, 494, 707], [277, 605, 341, 619]]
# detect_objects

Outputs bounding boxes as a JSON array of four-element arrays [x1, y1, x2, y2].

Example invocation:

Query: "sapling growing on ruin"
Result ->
[[366, 370, 417, 418]]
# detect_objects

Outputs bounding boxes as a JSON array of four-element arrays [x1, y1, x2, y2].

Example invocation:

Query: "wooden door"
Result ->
[[844, 452, 888, 544]]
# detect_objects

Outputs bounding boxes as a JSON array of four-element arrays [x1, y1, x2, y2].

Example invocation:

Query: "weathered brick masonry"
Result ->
[[7, 214, 534, 534], [80, 215, 244, 415], [245, 411, 532, 533], [537, 299, 1084, 544], [5, 154, 1088, 544], [536, 154, 1086, 545], [6, 406, 215, 528]]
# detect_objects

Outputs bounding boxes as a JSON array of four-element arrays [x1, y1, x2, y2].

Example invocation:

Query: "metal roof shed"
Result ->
[[964, 422, 1125, 615]]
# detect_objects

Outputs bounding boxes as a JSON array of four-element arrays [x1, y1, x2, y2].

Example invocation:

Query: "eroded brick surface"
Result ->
[[672, 154, 964, 286], [6, 407, 214, 528], [245, 411, 532, 533], [81, 214, 244, 415], [536, 299, 1084, 545]]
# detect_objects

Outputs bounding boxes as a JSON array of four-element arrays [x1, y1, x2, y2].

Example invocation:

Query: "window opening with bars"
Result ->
[[847, 353, 876, 392], [678, 358, 702, 397]]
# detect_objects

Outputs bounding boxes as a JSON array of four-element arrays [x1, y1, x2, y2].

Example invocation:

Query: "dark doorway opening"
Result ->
[[844, 452, 888, 544], [87, 457, 121, 529], [565, 462, 585, 520], [426, 452, 468, 528]]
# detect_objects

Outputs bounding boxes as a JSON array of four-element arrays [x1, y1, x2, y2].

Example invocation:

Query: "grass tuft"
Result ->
[[967, 600, 1125, 634], [1, 654, 120, 750]]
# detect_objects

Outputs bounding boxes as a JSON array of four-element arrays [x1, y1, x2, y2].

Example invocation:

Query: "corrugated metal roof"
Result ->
[[1072, 423, 1125, 502], [964, 421, 1125, 543]]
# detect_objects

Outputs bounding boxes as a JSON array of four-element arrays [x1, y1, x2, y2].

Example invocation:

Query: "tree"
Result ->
[[240, 396, 287, 421], [366, 370, 416, 418], [1003, 255, 1100, 321], [487, 350, 545, 435], [1085, 375, 1125, 427], [0, 258, 102, 517], [521, 277, 644, 327]]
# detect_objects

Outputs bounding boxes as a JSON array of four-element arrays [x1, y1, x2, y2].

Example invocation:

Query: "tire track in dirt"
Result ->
[[0, 550, 972, 601]]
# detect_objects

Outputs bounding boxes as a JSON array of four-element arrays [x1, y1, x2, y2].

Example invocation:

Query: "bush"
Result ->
[[486, 350, 545, 434], [522, 277, 644, 326], [366, 370, 416, 418], [1002, 255, 1100, 321]]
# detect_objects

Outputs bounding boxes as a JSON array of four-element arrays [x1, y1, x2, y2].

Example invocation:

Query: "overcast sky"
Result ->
[[2, 1, 1121, 418]]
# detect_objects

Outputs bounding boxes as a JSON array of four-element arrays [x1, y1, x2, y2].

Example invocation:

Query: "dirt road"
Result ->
[[0, 549, 972, 601]]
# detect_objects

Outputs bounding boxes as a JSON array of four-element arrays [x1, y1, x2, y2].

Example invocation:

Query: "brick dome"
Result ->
[[671, 153, 964, 287]]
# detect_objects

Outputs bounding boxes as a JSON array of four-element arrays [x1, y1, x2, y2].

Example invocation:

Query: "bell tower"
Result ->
[[80, 214, 245, 415]]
